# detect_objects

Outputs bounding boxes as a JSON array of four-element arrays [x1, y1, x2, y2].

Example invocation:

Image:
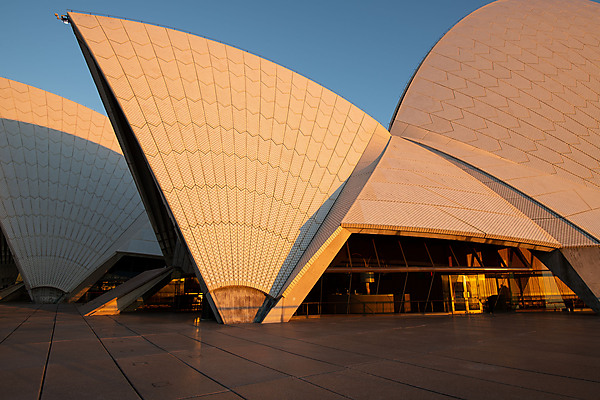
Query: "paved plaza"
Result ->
[[0, 304, 599, 399]]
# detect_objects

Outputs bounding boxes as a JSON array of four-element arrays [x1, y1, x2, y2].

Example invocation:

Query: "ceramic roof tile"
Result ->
[[70, 13, 386, 296], [393, 0, 600, 244], [343, 136, 558, 248], [0, 78, 160, 298]]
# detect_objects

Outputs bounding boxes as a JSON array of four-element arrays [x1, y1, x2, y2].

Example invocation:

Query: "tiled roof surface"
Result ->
[[0, 78, 159, 293], [343, 135, 560, 248], [69, 13, 388, 296], [393, 0, 600, 243]]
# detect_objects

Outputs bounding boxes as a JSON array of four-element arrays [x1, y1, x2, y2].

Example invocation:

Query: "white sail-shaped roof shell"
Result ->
[[68, 12, 389, 299], [392, 0, 600, 245], [0, 78, 161, 302]]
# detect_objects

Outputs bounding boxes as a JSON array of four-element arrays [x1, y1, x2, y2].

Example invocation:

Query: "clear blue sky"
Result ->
[[0, 0, 533, 126]]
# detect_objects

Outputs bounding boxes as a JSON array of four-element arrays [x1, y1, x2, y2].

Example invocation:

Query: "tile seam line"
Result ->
[[274, 104, 379, 297], [78, 312, 144, 399], [389, 3, 593, 138], [261, 67, 303, 287], [424, 39, 600, 155], [405, 137, 600, 244], [400, 78, 600, 186], [275, 132, 390, 296], [0, 304, 41, 344], [206, 326, 464, 399], [173, 329, 352, 399], [107, 316, 246, 399], [181, 30, 217, 284], [37, 304, 58, 400], [202, 24, 229, 276], [260, 61, 293, 292], [386, 0, 482, 129], [207, 325, 467, 399], [227, 319, 593, 392], [270, 96, 367, 296]]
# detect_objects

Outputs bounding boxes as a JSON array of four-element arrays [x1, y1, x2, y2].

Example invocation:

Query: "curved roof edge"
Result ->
[[0, 76, 121, 155], [68, 11, 390, 300], [341, 224, 558, 251], [64, 10, 372, 123], [386, 1, 499, 130], [391, 0, 600, 246], [0, 77, 161, 300]]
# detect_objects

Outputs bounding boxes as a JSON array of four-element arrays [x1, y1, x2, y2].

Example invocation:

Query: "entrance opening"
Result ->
[[0, 228, 19, 289], [77, 255, 165, 302], [295, 234, 587, 317], [78, 256, 207, 313], [447, 275, 483, 313], [136, 274, 203, 312]]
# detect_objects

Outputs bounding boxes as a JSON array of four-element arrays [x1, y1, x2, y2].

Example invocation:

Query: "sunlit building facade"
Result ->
[[62, 0, 600, 323]]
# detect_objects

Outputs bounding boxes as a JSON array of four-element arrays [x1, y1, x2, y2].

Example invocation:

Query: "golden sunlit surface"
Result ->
[[63, 0, 600, 323]]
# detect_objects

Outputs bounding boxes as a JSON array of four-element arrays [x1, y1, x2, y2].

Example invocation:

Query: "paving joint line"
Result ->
[[159, 319, 350, 395], [203, 324, 456, 399], [108, 316, 244, 400], [78, 313, 145, 399], [0, 304, 41, 344], [176, 329, 353, 400], [350, 358, 582, 400], [37, 305, 58, 400], [433, 352, 600, 384], [222, 322, 584, 398]]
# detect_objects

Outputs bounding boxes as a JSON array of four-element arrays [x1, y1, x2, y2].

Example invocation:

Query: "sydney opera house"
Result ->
[[1, 0, 599, 323]]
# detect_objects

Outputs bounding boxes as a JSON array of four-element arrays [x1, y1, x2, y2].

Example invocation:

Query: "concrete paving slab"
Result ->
[[84, 316, 138, 338], [1, 305, 599, 400], [170, 346, 287, 388], [41, 338, 139, 400], [51, 315, 95, 342], [0, 334, 49, 399], [0, 305, 38, 343], [0, 341, 49, 370], [220, 327, 376, 367], [4, 318, 55, 345], [113, 352, 227, 400], [192, 329, 263, 349], [306, 333, 421, 360], [140, 332, 205, 353], [353, 359, 572, 400], [267, 340, 376, 367], [435, 345, 600, 383], [235, 376, 347, 400], [399, 352, 600, 400], [212, 341, 343, 377], [108, 313, 205, 335], [196, 392, 244, 400], [304, 368, 451, 399], [101, 335, 166, 359], [0, 366, 44, 400]]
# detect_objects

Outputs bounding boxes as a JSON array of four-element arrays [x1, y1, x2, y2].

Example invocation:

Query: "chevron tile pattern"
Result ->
[[69, 13, 388, 296], [343, 135, 560, 248], [0, 78, 158, 300], [393, 0, 600, 243]]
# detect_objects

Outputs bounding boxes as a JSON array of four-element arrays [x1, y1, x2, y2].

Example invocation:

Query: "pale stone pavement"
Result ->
[[1, 304, 599, 399]]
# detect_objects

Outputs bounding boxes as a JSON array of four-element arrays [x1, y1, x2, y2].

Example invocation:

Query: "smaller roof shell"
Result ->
[[343, 135, 560, 249], [0, 77, 161, 301]]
